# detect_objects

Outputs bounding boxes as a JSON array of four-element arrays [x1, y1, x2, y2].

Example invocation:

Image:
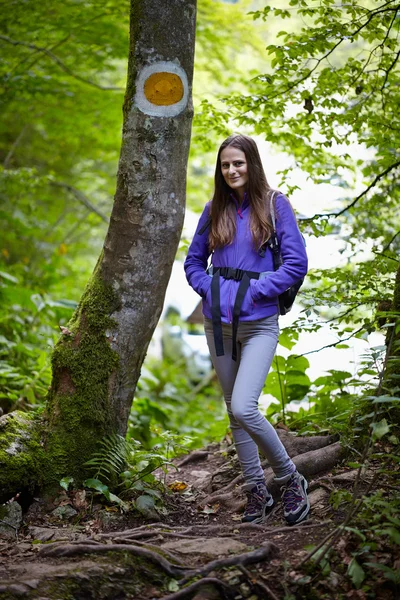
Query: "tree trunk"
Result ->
[[41, 0, 197, 484], [382, 262, 400, 395]]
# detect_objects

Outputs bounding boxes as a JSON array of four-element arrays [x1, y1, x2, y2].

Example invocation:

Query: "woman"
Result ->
[[184, 134, 309, 525]]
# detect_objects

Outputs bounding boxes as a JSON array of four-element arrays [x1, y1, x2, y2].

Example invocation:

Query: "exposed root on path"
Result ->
[[93, 518, 332, 544], [39, 542, 187, 578], [238, 565, 280, 600], [177, 451, 210, 467], [34, 538, 280, 600], [1, 431, 356, 600], [179, 543, 278, 583], [158, 577, 235, 600]]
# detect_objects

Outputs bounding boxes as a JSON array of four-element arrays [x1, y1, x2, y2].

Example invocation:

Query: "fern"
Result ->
[[84, 434, 128, 482]]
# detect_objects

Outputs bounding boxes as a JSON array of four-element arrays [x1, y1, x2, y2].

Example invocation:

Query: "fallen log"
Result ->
[[267, 441, 344, 498], [276, 431, 339, 457], [203, 441, 344, 506]]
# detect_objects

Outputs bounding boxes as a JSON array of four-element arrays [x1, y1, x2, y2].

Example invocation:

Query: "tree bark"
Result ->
[[381, 262, 400, 399], [41, 0, 197, 484]]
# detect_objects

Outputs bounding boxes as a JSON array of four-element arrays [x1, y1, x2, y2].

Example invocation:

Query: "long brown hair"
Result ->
[[209, 133, 274, 251]]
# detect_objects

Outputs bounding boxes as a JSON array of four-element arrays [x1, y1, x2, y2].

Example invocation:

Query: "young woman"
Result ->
[[184, 134, 309, 525]]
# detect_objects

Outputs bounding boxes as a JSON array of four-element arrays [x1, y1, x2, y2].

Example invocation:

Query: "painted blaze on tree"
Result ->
[[0, 0, 198, 501], [135, 61, 189, 116]]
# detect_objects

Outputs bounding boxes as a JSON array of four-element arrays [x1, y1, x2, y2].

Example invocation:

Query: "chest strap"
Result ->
[[209, 266, 263, 361]]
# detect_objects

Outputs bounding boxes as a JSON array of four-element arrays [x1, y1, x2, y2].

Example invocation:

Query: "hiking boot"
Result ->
[[242, 480, 274, 523], [280, 471, 310, 526]]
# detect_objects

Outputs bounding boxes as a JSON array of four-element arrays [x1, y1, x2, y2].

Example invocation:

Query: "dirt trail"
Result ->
[[0, 432, 392, 599]]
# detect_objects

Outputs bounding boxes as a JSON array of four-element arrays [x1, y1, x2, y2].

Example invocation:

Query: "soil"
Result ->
[[0, 435, 398, 600]]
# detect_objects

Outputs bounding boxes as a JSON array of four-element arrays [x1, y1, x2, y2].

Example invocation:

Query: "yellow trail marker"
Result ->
[[144, 72, 184, 106], [135, 61, 189, 117]]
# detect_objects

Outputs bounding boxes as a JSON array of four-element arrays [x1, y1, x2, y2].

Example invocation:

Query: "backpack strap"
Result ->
[[258, 190, 278, 258], [197, 215, 211, 236], [208, 267, 264, 361]]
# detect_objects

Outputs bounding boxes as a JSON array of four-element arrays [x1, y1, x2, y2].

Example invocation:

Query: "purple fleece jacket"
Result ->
[[184, 193, 308, 323]]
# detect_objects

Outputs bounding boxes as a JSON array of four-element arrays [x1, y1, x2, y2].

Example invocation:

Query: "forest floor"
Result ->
[[0, 430, 398, 600]]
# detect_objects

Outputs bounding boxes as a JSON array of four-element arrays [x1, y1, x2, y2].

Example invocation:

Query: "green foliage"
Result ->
[[263, 353, 311, 422], [59, 476, 74, 492], [199, 0, 400, 395], [0, 0, 123, 412], [129, 357, 228, 451], [84, 433, 128, 483], [78, 430, 194, 513]]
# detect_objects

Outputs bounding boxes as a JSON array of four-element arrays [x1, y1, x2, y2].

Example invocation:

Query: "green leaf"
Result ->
[[278, 328, 299, 350], [0, 271, 19, 284], [59, 476, 74, 491], [167, 580, 180, 592], [371, 419, 390, 440], [372, 396, 400, 404], [347, 558, 365, 588], [84, 478, 109, 495], [135, 494, 156, 512]]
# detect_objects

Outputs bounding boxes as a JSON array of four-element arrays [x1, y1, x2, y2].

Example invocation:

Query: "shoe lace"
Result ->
[[281, 479, 302, 510], [245, 487, 265, 512]]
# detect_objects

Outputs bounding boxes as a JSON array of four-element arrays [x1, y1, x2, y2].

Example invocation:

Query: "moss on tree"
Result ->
[[43, 263, 120, 487]]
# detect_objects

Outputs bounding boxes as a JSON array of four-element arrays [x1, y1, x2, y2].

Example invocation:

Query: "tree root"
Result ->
[[39, 540, 278, 585], [94, 521, 266, 543], [158, 577, 235, 600], [239, 565, 280, 600], [111, 537, 187, 565], [39, 543, 186, 578], [94, 518, 331, 550], [92, 522, 172, 539], [179, 542, 279, 584], [177, 451, 209, 468], [123, 531, 202, 541]]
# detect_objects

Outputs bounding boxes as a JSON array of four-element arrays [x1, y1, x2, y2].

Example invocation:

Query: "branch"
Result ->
[[256, 2, 400, 104], [0, 34, 124, 91], [50, 181, 110, 223], [299, 160, 400, 222], [377, 5, 399, 52], [297, 326, 365, 357], [371, 251, 400, 263], [11, 35, 71, 78], [3, 125, 28, 168], [380, 46, 400, 91], [381, 230, 400, 252], [325, 303, 365, 323]]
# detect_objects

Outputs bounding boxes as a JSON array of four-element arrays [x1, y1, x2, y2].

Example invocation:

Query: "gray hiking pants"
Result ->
[[204, 315, 296, 483]]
